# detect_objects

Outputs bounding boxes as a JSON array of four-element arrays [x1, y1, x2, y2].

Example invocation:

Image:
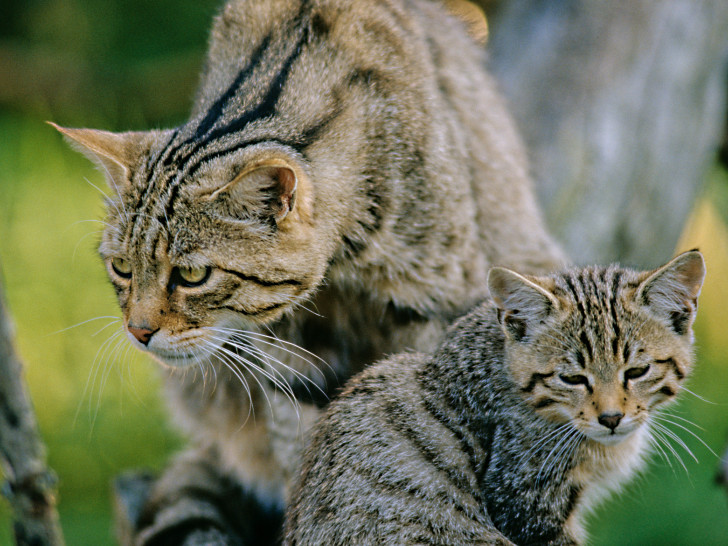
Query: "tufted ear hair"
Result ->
[[207, 160, 299, 225], [635, 250, 706, 337], [488, 267, 560, 342], [50, 122, 166, 194]]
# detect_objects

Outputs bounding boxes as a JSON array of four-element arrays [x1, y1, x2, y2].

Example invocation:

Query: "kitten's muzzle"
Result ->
[[597, 411, 624, 431]]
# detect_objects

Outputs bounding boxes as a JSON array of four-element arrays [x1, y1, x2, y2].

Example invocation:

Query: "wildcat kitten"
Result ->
[[285, 250, 705, 546], [54, 0, 564, 542]]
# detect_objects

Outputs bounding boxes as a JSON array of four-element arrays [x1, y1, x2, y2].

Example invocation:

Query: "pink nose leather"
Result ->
[[128, 326, 155, 345]]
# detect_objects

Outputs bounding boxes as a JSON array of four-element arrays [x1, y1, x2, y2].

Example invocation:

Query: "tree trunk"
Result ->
[[483, 0, 728, 267], [0, 267, 64, 546]]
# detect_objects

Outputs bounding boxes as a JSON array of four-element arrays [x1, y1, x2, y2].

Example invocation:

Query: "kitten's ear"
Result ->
[[210, 161, 299, 225], [488, 267, 560, 342], [49, 122, 159, 192], [635, 250, 706, 336]]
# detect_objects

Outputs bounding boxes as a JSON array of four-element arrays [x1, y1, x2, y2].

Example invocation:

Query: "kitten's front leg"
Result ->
[[126, 446, 281, 546]]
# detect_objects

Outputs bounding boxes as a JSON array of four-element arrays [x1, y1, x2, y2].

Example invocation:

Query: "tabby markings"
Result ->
[[521, 372, 554, 393], [656, 357, 684, 380]]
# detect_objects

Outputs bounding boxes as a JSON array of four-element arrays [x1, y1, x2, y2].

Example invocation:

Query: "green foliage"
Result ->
[[1, 0, 219, 128]]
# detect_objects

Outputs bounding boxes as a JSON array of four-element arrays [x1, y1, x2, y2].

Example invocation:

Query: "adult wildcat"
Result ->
[[55, 0, 563, 542], [285, 251, 705, 545]]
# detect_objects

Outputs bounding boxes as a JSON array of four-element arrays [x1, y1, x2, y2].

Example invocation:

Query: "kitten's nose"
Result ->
[[128, 325, 157, 346], [598, 412, 624, 431]]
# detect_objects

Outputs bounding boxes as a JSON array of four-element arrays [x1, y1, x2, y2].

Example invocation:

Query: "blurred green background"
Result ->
[[1, 1, 727, 544]]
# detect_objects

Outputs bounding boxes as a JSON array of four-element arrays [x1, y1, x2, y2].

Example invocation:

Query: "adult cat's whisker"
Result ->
[[651, 415, 717, 457], [212, 326, 333, 379], [49, 315, 121, 336], [226, 337, 327, 400], [202, 345, 256, 419], [220, 332, 327, 393], [97, 333, 128, 406], [75, 328, 125, 426], [240, 327, 334, 375], [213, 343, 300, 419]]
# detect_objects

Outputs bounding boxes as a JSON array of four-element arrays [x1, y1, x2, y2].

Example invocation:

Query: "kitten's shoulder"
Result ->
[[336, 351, 431, 402]]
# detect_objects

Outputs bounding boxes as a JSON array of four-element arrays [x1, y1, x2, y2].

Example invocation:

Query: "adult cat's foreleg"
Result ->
[[130, 446, 282, 546]]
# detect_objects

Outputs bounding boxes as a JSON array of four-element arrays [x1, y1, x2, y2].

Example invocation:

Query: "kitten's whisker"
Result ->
[[679, 386, 717, 405], [650, 422, 697, 465], [650, 426, 689, 473], [537, 425, 579, 481], [518, 422, 571, 468], [651, 415, 717, 458], [647, 432, 674, 470], [658, 412, 705, 431]]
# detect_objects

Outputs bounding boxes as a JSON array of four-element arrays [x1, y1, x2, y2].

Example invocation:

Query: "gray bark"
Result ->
[[485, 0, 728, 267], [0, 268, 64, 546]]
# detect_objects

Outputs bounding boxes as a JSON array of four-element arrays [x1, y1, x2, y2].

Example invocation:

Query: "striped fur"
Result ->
[[56, 0, 565, 542], [285, 251, 705, 545]]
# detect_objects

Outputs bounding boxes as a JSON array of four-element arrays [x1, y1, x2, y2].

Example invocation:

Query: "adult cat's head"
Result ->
[[54, 124, 330, 367], [488, 250, 705, 446]]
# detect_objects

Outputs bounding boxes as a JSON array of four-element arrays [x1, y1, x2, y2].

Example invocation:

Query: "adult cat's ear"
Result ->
[[49, 122, 161, 193], [208, 161, 301, 225], [636, 249, 706, 336], [488, 268, 560, 342]]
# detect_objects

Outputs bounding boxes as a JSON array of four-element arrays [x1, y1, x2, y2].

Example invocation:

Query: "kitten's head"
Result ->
[[488, 251, 705, 446], [54, 123, 332, 367]]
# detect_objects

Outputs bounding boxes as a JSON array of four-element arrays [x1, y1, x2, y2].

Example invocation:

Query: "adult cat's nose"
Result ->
[[128, 325, 157, 346], [598, 412, 624, 431]]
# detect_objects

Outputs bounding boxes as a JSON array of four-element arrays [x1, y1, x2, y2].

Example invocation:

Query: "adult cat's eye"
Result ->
[[559, 374, 589, 387], [175, 266, 212, 287], [624, 365, 650, 381], [111, 257, 132, 278]]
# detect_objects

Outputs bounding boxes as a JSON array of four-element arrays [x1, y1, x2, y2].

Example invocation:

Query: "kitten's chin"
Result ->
[[590, 433, 630, 446]]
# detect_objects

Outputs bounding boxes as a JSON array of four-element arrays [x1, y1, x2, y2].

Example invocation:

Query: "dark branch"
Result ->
[[0, 265, 64, 546]]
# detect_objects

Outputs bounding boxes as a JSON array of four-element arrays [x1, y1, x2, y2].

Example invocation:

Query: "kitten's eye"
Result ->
[[559, 374, 589, 387], [111, 257, 132, 278], [176, 266, 212, 287], [624, 365, 650, 381]]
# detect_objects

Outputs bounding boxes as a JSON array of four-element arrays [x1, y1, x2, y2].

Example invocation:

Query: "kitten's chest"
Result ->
[[571, 430, 648, 511]]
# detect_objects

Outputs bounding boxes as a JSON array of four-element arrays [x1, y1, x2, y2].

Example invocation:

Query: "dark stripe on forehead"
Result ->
[[579, 331, 593, 360], [609, 270, 623, 338], [564, 275, 588, 323]]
